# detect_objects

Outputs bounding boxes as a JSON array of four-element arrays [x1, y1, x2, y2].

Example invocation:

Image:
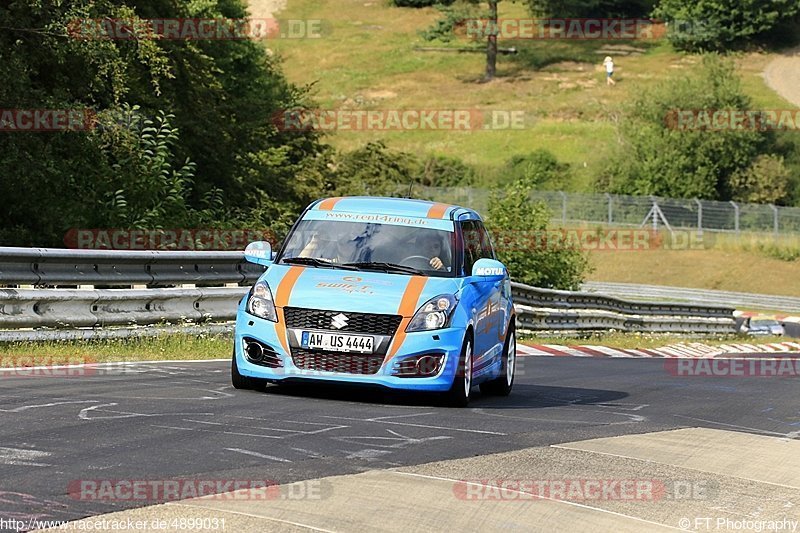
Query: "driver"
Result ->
[[417, 233, 447, 271]]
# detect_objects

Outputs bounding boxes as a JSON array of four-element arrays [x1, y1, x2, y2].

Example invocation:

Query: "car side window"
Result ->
[[460, 221, 482, 275], [476, 221, 495, 260]]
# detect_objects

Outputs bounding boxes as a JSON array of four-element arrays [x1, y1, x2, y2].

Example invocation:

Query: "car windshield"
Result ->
[[278, 219, 456, 277], [751, 319, 779, 327]]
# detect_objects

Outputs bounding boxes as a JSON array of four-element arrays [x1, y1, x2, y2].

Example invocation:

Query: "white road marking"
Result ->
[[320, 415, 507, 436], [290, 447, 323, 458], [1, 400, 99, 413], [78, 403, 215, 420], [0, 447, 51, 467], [369, 412, 435, 420], [150, 425, 283, 439], [225, 448, 292, 463], [186, 418, 349, 436], [344, 449, 393, 460], [333, 429, 451, 449]]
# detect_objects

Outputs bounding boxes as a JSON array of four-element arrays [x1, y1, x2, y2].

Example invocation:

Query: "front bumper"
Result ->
[[234, 311, 465, 392]]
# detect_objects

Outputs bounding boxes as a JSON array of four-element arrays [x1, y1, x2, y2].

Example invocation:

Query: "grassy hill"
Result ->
[[264, 0, 793, 191], [255, 0, 800, 298]]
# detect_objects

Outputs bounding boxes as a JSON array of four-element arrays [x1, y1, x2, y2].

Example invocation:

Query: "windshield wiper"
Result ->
[[282, 257, 359, 270], [342, 261, 426, 276]]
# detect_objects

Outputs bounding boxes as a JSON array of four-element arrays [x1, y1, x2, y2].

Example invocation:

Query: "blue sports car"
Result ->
[[232, 196, 516, 406]]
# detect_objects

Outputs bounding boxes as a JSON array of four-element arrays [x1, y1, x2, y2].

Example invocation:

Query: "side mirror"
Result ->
[[471, 258, 507, 282], [244, 241, 273, 266]]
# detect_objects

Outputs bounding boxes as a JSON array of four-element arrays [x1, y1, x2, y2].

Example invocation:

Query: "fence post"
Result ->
[[605, 193, 612, 224], [559, 191, 567, 225], [650, 196, 658, 231], [694, 198, 703, 234], [770, 204, 778, 236], [730, 201, 740, 237]]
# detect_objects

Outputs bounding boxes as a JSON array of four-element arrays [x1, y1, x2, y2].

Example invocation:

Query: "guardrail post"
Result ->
[[729, 201, 740, 237], [605, 193, 612, 224], [559, 191, 567, 225]]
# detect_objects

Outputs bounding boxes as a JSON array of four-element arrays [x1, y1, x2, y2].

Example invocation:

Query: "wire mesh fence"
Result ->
[[411, 186, 800, 236]]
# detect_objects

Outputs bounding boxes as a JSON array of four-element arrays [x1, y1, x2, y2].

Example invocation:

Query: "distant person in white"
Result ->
[[603, 56, 616, 86]]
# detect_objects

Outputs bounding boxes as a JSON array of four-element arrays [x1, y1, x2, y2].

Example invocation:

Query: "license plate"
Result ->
[[301, 331, 374, 354]]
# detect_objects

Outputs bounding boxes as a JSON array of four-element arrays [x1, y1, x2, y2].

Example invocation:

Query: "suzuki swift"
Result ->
[[232, 196, 516, 406]]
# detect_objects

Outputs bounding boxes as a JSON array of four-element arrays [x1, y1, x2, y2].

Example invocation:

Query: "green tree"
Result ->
[[653, 0, 800, 51], [330, 142, 418, 197], [486, 179, 591, 289], [525, 0, 654, 17], [728, 154, 790, 204], [0, 0, 325, 246], [599, 55, 788, 201]]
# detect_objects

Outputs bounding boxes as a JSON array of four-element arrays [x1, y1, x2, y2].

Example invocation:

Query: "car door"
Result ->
[[475, 220, 508, 369], [460, 219, 499, 374]]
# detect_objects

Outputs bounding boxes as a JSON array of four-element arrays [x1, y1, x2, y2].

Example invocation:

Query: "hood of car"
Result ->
[[262, 264, 463, 316]]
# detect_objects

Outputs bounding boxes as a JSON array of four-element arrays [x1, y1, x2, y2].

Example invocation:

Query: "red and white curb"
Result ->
[[517, 341, 800, 358]]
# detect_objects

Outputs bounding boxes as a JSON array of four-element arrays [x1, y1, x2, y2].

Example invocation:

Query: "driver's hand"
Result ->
[[429, 257, 443, 270]]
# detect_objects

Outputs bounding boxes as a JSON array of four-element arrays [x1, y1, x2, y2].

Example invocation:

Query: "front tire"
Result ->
[[480, 325, 515, 396], [444, 334, 473, 407], [231, 350, 264, 390]]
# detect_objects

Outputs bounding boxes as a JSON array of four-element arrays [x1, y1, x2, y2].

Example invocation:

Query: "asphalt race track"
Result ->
[[2, 353, 800, 530]]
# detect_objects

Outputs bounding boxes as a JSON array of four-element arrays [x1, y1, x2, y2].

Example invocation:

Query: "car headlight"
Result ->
[[406, 294, 458, 332], [246, 281, 277, 322]]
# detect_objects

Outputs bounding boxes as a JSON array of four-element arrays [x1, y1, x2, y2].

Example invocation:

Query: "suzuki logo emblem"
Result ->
[[331, 313, 349, 330]]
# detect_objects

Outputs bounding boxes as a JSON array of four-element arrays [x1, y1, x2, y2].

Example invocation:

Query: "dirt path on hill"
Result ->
[[763, 46, 800, 108]]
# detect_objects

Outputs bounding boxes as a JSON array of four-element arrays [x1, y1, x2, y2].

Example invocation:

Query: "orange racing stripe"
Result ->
[[386, 276, 428, 360], [274, 266, 304, 353], [426, 202, 450, 219], [317, 197, 342, 211]]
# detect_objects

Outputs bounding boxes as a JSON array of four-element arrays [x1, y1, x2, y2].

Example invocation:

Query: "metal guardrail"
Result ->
[[582, 282, 800, 313], [0, 247, 263, 286], [0, 248, 736, 340], [511, 283, 735, 334]]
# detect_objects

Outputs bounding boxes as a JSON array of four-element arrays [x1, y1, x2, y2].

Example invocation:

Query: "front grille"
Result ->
[[290, 348, 384, 375], [284, 307, 402, 336]]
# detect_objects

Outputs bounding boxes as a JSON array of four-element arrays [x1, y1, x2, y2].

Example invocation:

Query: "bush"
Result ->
[[417, 155, 477, 186], [499, 149, 570, 189], [486, 179, 591, 290], [394, 0, 454, 7]]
